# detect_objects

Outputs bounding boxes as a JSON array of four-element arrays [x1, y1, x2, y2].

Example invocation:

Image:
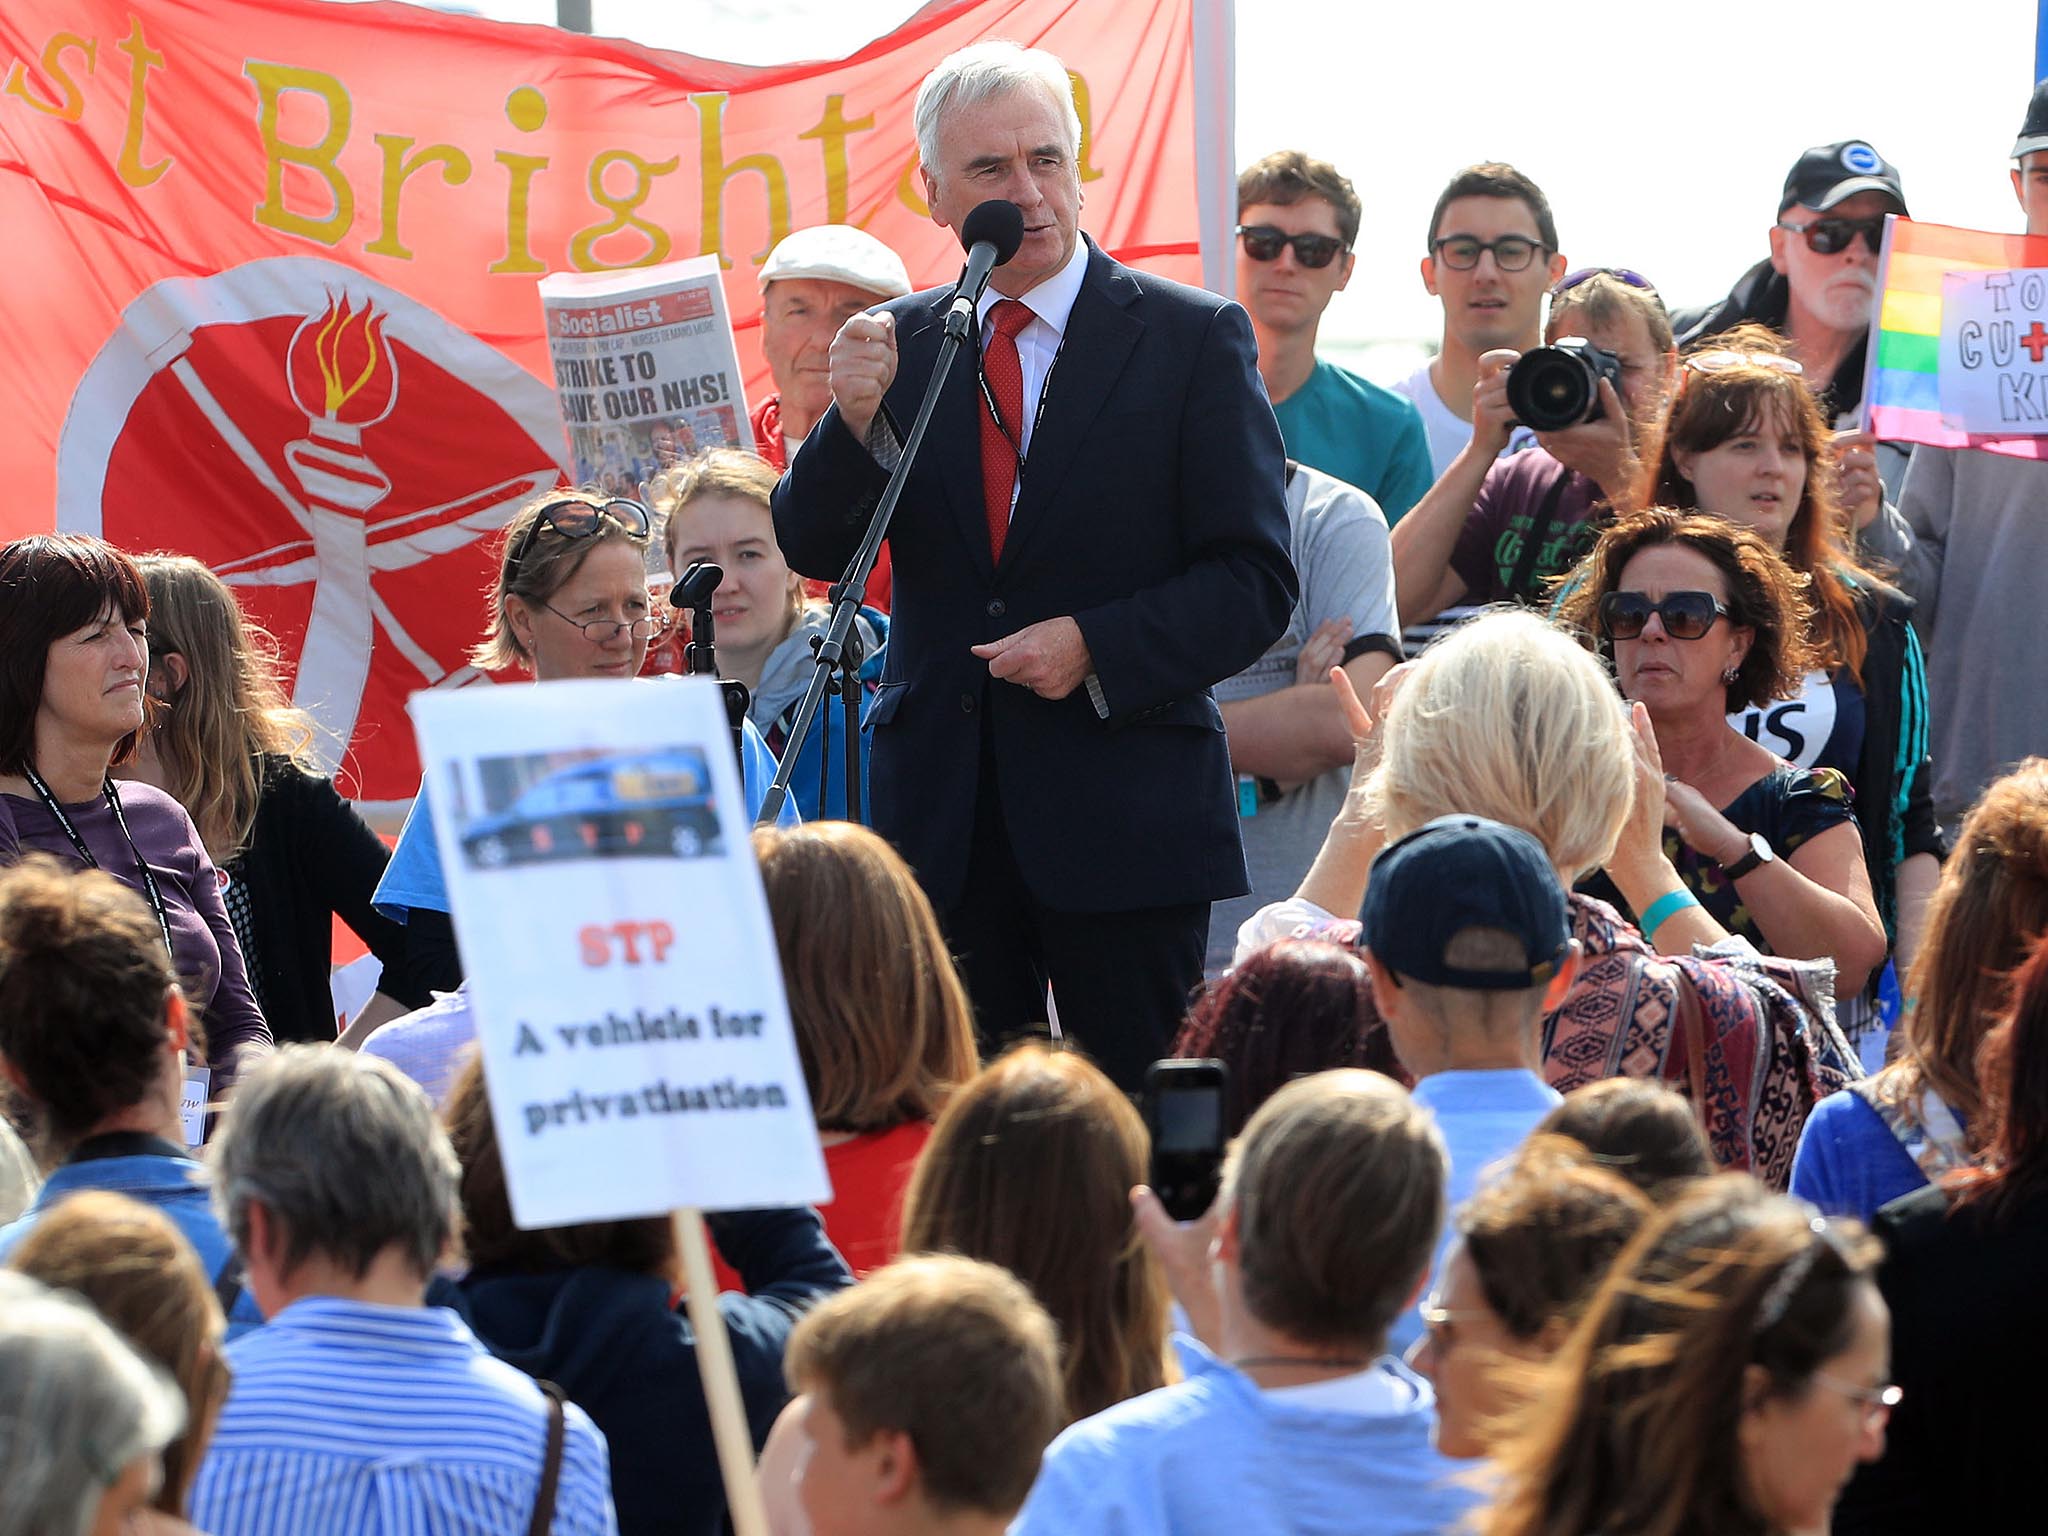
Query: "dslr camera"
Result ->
[[1505, 338, 1623, 431]]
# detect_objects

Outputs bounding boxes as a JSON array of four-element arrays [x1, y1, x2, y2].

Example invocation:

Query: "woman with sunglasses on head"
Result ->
[[1559, 510, 1888, 1000], [0, 534, 269, 1090], [1390, 269, 1678, 640], [1640, 326, 1941, 1053], [1479, 1176, 1896, 1536], [366, 489, 791, 1005], [115, 555, 416, 1044]]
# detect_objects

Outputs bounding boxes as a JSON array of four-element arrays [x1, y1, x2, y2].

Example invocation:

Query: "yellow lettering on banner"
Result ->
[[797, 95, 875, 227], [1068, 70, 1104, 185], [367, 135, 472, 260], [246, 61, 353, 245], [891, 150, 929, 221], [569, 150, 679, 270], [490, 86, 550, 275], [3, 32, 97, 122], [115, 17, 169, 187], [693, 91, 789, 270]]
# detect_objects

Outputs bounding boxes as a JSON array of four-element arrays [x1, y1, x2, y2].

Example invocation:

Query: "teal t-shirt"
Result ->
[[1271, 360, 1434, 524]]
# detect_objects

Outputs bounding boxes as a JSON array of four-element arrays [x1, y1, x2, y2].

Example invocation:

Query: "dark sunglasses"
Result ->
[[507, 495, 652, 574], [1777, 215, 1886, 257], [1598, 589, 1729, 641], [1553, 266, 1656, 296], [1430, 234, 1546, 272], [1237, 224, 1347, 269]]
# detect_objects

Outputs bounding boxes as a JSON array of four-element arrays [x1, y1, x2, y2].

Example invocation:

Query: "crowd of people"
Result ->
[[3, 32, 2047, 1536]]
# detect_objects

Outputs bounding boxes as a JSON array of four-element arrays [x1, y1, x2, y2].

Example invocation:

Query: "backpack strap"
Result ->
[[213, 1254, 246, 1317], [527, 1380, 567, 1536]]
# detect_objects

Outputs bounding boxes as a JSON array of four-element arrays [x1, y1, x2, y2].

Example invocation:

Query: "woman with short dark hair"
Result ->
[[445, 1058, 851, 1536], [0, 858, 264, 1335], [1560, 509, 1889, 996], [0, 533, 269, 1082]]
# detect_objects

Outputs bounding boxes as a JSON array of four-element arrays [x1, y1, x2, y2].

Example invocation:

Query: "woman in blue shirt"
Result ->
[[1793, 758, 2048, 1219]]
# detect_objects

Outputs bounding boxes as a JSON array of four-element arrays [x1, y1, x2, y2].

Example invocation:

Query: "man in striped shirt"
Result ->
[[190, 1047, 618, 1534]]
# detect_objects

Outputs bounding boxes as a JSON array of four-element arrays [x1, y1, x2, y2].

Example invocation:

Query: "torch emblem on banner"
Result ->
[[279, 296, 399, 751], [56, 259, 572, 802]]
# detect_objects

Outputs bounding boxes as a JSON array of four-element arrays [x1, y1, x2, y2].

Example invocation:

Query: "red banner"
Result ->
[[1, 0, 1230, 802]]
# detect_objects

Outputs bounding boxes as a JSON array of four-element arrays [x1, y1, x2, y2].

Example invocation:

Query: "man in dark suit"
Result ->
[[772, 42, 1295, 1087]]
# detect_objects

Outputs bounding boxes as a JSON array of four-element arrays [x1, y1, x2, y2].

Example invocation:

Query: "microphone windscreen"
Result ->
[[961, 200, 1026, 264]]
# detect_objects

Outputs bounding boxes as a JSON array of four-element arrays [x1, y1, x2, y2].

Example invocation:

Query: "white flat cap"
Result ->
[[759, 224, 912, 299]]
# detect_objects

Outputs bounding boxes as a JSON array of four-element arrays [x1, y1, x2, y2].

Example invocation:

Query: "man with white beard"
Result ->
[[1673, 141, 1905, 428]]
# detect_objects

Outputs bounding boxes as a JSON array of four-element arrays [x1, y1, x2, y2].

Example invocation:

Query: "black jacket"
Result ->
[[229, 757, 416, 1040], [1671, 258, 1872, 419], [1850, 579, 1945, 945], [773, 240, 1297, 913]]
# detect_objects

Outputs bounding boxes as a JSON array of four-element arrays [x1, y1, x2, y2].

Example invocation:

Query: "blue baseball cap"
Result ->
[[1360, 814, 1570, 991]]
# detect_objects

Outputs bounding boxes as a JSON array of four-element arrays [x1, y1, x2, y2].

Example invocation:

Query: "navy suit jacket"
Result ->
[[772, 241, 1296, 914]]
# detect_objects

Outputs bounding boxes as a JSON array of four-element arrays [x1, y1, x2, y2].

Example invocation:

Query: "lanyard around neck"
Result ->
[[976, 309, 1064, 464], [21, 765, 176, 963]]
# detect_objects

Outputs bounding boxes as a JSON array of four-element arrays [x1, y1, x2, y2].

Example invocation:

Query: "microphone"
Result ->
[[945, 200, 1027, 338]]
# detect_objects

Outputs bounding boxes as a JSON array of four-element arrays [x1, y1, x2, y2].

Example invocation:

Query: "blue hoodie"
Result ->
[[1010, 1339, 1478, 1536]]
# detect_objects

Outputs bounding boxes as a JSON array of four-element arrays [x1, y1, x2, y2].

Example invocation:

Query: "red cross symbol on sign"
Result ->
[[2023, 320, 2048, 364]]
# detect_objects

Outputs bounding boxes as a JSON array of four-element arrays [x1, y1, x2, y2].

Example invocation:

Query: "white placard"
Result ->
[[538, 257, 754, 497], [329, 952, 385, 1034], [1937, 268, 2048, 433], [181, 1066, 211, 1149], [410, 677, 828, 1228]]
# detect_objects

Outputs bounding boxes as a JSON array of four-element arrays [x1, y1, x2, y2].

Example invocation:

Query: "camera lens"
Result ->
[[1506, 346, 1600, 432]]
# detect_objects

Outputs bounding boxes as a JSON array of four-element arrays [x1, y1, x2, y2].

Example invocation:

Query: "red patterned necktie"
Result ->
[[979, 298, 1034, 560]]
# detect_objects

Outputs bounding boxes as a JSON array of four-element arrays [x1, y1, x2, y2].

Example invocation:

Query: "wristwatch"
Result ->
[[1722, 831, 1776, 880]]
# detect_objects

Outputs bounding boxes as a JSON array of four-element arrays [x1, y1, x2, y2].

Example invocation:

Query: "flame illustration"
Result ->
[[287, 295, 398, 425]]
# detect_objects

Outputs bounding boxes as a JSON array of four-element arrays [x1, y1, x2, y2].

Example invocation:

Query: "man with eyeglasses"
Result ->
[[1674, 141, 1904, 425], [1393, 163, 1567, 480], [1853, 86, 2048, 843], [1234, 151, 1432, 524]]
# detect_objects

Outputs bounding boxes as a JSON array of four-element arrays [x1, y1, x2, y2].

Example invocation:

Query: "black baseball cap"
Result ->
[[2014, 79, 2048, 160], [1779, 140, 1908, 217], [1359, 815, 1570, 991]]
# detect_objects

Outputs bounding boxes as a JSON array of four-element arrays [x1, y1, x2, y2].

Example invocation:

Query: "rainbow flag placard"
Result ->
[[1865, 216, 2048, 458]]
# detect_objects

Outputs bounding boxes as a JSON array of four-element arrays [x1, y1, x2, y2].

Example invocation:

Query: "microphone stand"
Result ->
[[674, 561, 750, 768], [755, 296, 980, 828]]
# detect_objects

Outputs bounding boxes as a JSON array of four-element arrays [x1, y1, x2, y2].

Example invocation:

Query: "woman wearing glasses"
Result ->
[[368, 489, 788, 1003], [1639, 327, 1941, 1050], [1559, 510, 1888, 999], [1479, 1177, 1897, 1536]]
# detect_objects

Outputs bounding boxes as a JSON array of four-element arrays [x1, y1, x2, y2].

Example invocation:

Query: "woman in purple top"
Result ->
[[0, 535, 269, 1086]]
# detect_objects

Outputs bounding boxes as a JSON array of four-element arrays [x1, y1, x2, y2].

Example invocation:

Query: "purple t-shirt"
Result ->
[[0, 783, 271, 1082], [1450, 448, 1605, 606]]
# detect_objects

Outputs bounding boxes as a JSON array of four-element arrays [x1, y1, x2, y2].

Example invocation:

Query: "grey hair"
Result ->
[[209, 1045, 460, 1282], [913, 41, 1082, 175], [0, 1276, 185, 1536], [1366, 609, 1637, 884]]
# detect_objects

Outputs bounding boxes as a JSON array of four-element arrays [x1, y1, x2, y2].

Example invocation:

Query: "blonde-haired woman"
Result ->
[[1239, 609, 1854, 1186], [367, 488, 790, 1004], [654, 448, 885, 822], [121, 555, 412, 1042]]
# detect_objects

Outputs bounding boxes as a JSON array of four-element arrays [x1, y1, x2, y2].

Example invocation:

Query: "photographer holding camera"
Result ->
[[1389, 271, 1677, 628]]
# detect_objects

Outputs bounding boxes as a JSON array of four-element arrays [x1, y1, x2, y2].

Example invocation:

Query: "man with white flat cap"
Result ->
[[753, 225, 913, 472]]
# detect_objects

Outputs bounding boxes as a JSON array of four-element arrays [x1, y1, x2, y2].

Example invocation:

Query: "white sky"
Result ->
[[356, 0, 2039, 361]]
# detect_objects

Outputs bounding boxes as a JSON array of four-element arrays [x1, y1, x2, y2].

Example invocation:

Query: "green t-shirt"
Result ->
[[1271, 360, 1434, 524]]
